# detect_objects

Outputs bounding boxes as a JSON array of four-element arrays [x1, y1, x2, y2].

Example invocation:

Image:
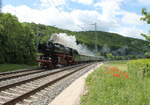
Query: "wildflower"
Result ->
[[104, 66, 129, 79], [113, 73, 120, 77], [124, 74, 128, 78]]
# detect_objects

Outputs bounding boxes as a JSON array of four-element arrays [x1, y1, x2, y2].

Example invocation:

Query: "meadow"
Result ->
[[80, 60, 150, 105]]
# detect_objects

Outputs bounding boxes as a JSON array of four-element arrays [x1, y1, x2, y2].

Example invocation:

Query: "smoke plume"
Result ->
[[50, 33, 95, 56]]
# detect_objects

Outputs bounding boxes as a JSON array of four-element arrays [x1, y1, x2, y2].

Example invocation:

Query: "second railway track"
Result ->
[[0, 68, 40, 76], [0, 63, 95, 105], [0, 69, 45, 81]]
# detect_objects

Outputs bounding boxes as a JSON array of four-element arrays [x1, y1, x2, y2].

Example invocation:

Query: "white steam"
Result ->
[[50, 33, 95, 56]]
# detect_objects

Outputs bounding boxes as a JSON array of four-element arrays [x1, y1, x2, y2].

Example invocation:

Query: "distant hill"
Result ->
[[75, 31, 150, 56], [25, 23, 150, 57]]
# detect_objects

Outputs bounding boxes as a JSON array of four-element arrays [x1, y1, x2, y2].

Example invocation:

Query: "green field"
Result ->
[[80, 61, 150, 105], [0, 64, 37, 72]]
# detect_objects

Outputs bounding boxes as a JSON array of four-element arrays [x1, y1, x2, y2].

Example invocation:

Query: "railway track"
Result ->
[[0, 64, 83, 82], [0, 64, 84, 87], [0, 63, 94, 105], [0, 69, 45, 81], [0, 68, 39, 76]]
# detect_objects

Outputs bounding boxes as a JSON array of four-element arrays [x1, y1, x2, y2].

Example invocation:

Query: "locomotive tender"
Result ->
[[37, 41, 102, 69]]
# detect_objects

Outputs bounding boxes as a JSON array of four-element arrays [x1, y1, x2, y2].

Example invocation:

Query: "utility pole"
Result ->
[[91, 23, 98, 53], [0, 0, 2, 13], [94, 23, 98, 53]]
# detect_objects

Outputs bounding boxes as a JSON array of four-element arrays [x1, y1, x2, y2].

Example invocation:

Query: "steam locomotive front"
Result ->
[[37, 41, 76, 68], [38, 42, 54, 55], [37, 42, 55, 68]]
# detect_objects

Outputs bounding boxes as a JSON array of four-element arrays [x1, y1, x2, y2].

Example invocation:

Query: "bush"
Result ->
[[127, 59, 150, 77], [145, 52, 150, 58]]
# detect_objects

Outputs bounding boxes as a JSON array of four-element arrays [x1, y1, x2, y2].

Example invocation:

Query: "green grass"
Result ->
[[80, 61, 150, 105], [127, 59, 150, 77], [104, 61, 128, 71], [0, 64, 37, 72]]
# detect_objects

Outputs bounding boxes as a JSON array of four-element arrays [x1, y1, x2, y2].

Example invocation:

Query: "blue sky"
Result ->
[[2, 0, 150, 39]]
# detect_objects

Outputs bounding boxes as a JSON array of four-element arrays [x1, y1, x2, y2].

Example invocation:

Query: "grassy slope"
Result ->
[[0, 64, 37, 72], [75, 31, 149, 52], [80, 61, 150, 105]]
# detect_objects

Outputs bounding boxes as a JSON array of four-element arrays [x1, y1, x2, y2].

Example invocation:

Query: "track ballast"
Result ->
[[0, 63, 98, 105]]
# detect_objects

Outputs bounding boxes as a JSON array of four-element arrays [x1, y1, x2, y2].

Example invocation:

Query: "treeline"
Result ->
[[0, 13, 35, 64]]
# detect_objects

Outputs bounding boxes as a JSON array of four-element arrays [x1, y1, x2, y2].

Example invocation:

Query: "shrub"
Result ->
[[127, 59, 150, 77]]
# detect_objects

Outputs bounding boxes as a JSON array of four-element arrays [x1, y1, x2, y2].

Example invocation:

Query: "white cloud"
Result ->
[[116, 27, 144, 39], [3, 4, 118, 31], [39, 0, 66, 7], [71, 10, 99, 24], [93, 0, 145, 39], [138, 0, 150, 5], [71, 0, 93, 5], [120, 11, 144, 25], [3, 5, 74, 29], [94, 0, 143, 26], [70, 9, 118, 31], [94, 0, 145, 39], [95, 0, 123, 21]]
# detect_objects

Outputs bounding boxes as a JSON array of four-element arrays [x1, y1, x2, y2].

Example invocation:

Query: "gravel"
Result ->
[[0, 64, 89, 104], [0, 68, 67, 87], [0, 65, 82, 87], [20, 63, 99, 105]]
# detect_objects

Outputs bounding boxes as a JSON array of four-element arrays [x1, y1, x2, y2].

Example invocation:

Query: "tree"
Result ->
[[106, 53, 114, 60], [0, 13, 36, 64], [141, 8, 150, 41], [144, 52, 150, 58]]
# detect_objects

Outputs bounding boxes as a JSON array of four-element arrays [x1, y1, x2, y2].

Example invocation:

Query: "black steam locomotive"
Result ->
[[37, 41, 102, 69]]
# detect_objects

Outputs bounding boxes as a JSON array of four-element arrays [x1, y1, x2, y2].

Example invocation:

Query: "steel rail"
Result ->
[[2, 63, 91, 105], [0, 68, 39, 76], [0, 63, 87, 91], [0, 70, 45, 81]]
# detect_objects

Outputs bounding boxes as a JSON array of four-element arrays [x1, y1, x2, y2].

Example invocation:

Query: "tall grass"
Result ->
[[128, 59, 150, 77], [80, 61, 150, 105]]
